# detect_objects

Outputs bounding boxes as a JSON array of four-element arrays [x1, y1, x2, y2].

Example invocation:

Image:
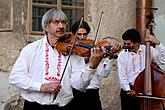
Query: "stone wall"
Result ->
[[0, 0, 27, 109], [0, 0, 137, 110], [87, 0, 136, 110]]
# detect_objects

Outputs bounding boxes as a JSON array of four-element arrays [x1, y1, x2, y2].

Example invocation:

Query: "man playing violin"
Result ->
[[117, 28, 165, 110], [9, 8, 107, 110], [71, 20, 122, 110], [72, 20, 90, 40]]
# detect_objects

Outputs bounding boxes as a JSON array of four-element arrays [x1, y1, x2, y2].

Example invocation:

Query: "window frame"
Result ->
[[28, 0, 87, 35], [0, 0, 13, 32]]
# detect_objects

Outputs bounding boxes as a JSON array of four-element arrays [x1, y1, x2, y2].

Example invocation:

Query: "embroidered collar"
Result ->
[[42, 36, 64, 82]]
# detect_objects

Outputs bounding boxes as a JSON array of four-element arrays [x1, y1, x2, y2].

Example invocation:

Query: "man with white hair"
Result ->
[[9, 8, 105, 110]]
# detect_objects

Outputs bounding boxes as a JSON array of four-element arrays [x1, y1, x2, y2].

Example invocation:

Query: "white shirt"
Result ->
[[87, 58, 112, 89], [117, 44, 165, 91], [9, 35, 97, 106]]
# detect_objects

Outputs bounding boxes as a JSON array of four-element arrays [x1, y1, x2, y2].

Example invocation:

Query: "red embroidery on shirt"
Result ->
[[131, 53, 135, 72], [45, 76, 60, 82], [45, 43, 49, 75], [56, 52, 62, 78], [131, 51, 142, 72], [138, 51, 142, 70], [44, 42, 62, 82]]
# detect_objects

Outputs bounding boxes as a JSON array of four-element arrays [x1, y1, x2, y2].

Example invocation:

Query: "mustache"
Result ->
[[123, 46, 130, 50], [56, 28, 65, 32]]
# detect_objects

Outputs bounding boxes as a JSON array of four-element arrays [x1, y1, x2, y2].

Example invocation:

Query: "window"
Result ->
[[29, 0, 86, 34]]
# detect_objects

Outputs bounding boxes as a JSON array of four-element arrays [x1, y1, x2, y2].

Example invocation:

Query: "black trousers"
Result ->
[[71, 88, 102, 110], [23, 100, 73, 110], [120, 89, 140, 110]]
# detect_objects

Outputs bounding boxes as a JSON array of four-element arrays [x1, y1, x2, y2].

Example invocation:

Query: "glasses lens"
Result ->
[[77, 33, 87, 36]]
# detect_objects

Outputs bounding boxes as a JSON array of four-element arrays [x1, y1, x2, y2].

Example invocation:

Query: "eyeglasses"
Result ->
[[77, 33, 88, 36]]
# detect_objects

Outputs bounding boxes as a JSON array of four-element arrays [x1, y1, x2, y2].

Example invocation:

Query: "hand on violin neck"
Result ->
[[111, 42, 122, 53], [104, 42, 121, 59], [88, 47, 103, 69]]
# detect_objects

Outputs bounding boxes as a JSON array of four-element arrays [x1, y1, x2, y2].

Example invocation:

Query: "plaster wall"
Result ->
[[87, 0, 136, 109]]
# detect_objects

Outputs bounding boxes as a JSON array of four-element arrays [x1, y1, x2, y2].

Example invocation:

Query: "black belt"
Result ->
[[73, 88, 99, 93], [84, 88, 99, 92], [23, 100, 73, 110]]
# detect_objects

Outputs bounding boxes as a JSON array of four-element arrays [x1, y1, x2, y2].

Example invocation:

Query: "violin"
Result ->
[[54, 34, 117, 58]]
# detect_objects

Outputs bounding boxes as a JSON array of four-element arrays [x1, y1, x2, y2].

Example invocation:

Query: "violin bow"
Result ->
[[53, 17, 84, 102], [94, 11, 104, 44], [93, 12, 117, 58]]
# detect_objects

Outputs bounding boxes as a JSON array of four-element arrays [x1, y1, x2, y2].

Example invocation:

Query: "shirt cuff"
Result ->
[[105, 58, 112, 64], [156, 43, 164, 50], [31, 82, 42, 91], [123, 84, 131, 91], [85, 65, 96, 74], [81, 65, 96, 81]]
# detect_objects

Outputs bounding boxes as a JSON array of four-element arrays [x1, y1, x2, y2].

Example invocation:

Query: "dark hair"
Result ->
[[122, 28, 141, 43], [71, 20, 91, 34]]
